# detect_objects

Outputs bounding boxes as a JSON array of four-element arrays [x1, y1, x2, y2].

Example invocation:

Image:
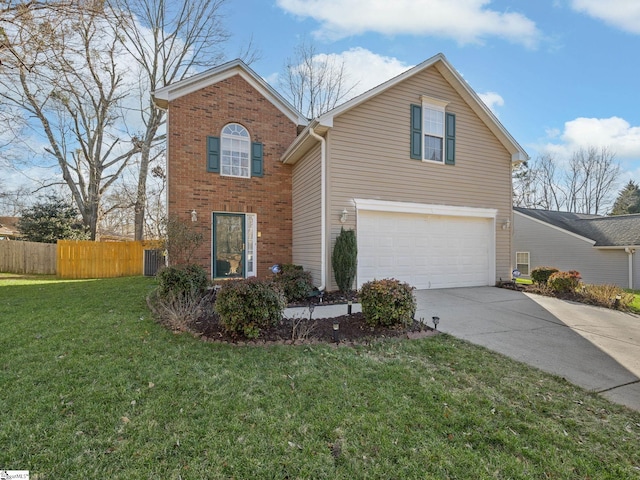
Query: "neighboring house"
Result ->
[[153, 53, 527, 291], [0, 216, 21, 240], [513, 207, 640, 289]]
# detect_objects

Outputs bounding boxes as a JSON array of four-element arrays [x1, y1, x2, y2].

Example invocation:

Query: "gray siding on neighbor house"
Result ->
[[292, 144, 322, 286], [513, 212, 630, 288], [324, 64, 513, 290], [634, 254, 640, 290]]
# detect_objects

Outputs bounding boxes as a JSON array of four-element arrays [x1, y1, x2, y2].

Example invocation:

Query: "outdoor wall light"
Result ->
[[333, 319, 340, 343], [340, 209, 348, 223], [432, 316, 440, 330], [191, 210, 197, 222], [502, 219, 511, 230]]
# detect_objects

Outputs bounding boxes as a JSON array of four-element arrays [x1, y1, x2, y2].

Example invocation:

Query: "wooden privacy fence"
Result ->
[[57, 240, 162, 279], [0, 240, 57, 275]]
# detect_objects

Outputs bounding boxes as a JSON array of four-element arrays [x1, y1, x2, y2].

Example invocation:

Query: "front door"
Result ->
[[212, 213, 257, 279], [213, 213, 245, 278]]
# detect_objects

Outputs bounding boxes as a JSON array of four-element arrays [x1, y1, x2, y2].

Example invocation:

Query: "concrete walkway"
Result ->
[[286, 287, 640, 411]]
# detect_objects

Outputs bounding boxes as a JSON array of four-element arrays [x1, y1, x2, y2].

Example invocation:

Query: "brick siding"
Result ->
[[167, 74, 298, 278]]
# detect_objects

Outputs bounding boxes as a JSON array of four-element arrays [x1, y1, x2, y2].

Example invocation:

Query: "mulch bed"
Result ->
[[191, 311, 437, 346]]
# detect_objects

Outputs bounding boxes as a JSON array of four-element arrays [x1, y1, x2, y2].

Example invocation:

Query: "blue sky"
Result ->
[[224, 0, 640, 184]]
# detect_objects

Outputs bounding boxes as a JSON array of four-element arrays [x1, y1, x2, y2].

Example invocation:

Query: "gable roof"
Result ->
[[514, 207, 640, 247], [283, 53, 528, 165], [0, 216, 20, 238], [152, 59, 308, 126]]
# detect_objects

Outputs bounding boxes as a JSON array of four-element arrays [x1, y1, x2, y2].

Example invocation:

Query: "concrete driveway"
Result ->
[[414, 287, 640, 411]]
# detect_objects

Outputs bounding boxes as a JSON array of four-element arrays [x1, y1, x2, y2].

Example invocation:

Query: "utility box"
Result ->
[[143, 249, 164, 276]]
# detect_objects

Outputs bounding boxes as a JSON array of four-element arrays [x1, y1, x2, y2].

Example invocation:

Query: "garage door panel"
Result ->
[[357, 210, 494, 289]]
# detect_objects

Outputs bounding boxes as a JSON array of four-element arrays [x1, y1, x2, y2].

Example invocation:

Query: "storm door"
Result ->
[[213, 213, 245, 278], [212, 213, 257, 279]]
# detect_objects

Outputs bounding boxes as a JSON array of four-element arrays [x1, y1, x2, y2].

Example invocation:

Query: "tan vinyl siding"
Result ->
[[326, 66, 512, 290], [292, 144, 322, 285], [513, 213, 630, 288]]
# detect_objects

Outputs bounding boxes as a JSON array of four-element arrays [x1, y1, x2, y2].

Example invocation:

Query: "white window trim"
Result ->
[[515, 251, 530, 276], [421, 95, 449, 165], [245, 213, 257, 278], [221, 123, 251, 179]]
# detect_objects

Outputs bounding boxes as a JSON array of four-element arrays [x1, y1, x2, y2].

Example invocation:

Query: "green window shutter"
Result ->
[[410, 104, 422, 160], [207, 136, 220, 173], [251, 142, 263, 177], [445, 112, 456, 165]]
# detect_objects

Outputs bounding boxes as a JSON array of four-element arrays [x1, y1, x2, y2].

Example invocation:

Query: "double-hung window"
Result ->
[[423, 104, 445, 162], [410, 96, 455, 165], [207, 124, 263, 178], [515, 252, 530, 276], [221, 123, 250, 178]]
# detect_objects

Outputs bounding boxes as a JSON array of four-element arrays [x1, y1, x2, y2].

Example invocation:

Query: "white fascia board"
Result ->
[[354, 199, 497, 219], [594, 245, 640, 250], [434, 62, 529, 163], [514, 211, 596, 245], [153, 60, 308, 126], [318, 54, 443, 124], [317, 52, 528, 163]]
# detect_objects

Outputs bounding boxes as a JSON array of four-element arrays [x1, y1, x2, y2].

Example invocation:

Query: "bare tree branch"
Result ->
[[105, 0, 235, 240], [280, 39, 358, 119]]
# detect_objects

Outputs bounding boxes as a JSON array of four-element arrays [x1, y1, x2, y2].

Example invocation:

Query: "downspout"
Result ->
[[309, 127, 326, 291], [625, 247, 635, 289]]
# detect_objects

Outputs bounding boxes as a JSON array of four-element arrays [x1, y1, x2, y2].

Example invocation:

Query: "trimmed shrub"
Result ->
[[360, 278, 416, 328], [156, 264, 208, 298], [332, 227, 357, 292], [272, 263, 314, 302], [548, 270, 581, 293], [215, 278, 286, 339], [531, 266, 559, 284]]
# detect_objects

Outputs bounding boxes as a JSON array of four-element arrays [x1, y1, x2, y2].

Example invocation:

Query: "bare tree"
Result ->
[[514, 154, 562, 210], [0, 183, 31, 215], [564, 147, 619, 215], [280, 39, 357, 118], [0, 2, 142, 239], [106, 0, 235, 240], [0, 0, 99, 68], [513, 147, 620, 214]]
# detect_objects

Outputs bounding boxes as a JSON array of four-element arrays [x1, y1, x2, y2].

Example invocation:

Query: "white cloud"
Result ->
[[268, 47, 413, 108], [277, 0, 541, 47], [477, 91, 504, 114], [541, 116, 640, 160], [571, 0, 640, 34], [317, 47, 413, 98]]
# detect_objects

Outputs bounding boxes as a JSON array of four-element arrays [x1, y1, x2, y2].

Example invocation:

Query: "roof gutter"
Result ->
[[308, 127, 326, 291]]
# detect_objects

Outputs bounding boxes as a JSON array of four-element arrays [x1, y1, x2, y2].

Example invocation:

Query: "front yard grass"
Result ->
[[625, 289, 640, 313], [1, 276, 639, 478]]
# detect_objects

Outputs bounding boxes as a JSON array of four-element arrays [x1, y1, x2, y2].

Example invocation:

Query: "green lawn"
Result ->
[[1, 276, 639, 479], [625, 289, 640, 312]]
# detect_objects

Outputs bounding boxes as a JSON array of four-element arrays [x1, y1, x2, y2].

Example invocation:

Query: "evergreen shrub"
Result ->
[[360, 278, 416, 328], [531, 266, 559, 284], [215, 278, 286, 339]]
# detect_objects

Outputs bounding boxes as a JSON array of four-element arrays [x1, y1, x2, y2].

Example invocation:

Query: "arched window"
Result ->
[[221, 123, 250, 178]]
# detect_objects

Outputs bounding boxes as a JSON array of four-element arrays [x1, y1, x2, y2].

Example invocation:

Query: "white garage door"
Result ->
[[357, 210, 494, 289]]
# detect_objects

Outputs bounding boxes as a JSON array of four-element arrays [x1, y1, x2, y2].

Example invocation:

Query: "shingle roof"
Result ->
[[0, 216, 21, 238], [514, 207, 640, 247]]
